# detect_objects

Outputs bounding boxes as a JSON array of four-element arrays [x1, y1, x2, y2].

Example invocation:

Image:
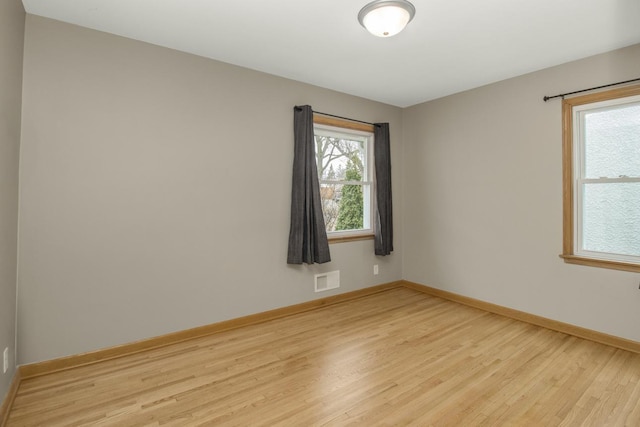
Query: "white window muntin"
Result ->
[[572, 94, 640, 264]]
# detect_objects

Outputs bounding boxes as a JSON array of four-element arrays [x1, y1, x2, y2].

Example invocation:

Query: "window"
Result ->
[[313, 116, 374, 242], [561, 85, 640, 272]]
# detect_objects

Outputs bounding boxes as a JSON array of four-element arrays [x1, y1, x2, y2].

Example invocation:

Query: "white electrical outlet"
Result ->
[[3, 347, 8, 374], [374, 264, 379, 275]]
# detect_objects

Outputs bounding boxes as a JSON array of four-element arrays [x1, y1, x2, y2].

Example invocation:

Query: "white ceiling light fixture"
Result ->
[[358, 0, 416, 37]]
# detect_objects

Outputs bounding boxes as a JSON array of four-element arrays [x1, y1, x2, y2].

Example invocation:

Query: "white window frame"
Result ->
[[313, 122, 375, 241], [561, 85, 640, 273], [573, 95, 640, 264]]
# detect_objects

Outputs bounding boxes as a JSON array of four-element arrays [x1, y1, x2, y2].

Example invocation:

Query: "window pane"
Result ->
[[582, 182, 640, 256], [314, 124, 372, 235], [315, 135, 365, 181], [320, 182, 365, 232], [320, 183, 342, 232], [335, 183, 363, 231], [584, 103, 640, 179]]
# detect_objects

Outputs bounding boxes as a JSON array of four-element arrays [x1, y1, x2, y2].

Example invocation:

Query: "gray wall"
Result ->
[[403, 44, 640, 342], [18, 16, 403, 364], [0, 0, 24, 401], [14, 13, 640, 368]]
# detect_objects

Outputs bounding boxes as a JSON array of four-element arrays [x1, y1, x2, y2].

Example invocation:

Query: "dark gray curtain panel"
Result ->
[[287, 105, 331, 264], [374, 123, 393, 256]]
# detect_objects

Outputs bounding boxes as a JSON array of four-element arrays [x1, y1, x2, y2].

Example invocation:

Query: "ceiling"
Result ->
[[21, 0, 640, 107]]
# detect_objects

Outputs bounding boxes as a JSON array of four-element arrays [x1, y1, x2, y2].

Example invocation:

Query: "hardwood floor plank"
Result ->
[[6, 288, 640, 426]]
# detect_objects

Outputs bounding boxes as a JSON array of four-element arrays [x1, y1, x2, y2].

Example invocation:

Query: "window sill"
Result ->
[[559, 254, 640, 273], [329, 234, 374, 244]]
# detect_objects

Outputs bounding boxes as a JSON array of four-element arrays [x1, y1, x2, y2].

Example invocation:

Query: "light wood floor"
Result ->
[[6, 288, 640, 426]]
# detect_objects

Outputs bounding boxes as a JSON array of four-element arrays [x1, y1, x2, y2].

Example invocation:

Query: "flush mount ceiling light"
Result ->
[[358, 0, 416, 37]]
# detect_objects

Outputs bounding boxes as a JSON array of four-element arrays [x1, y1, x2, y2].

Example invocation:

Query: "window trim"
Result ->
[[313, 115, 375, 244], [561, 84, 640, 273]]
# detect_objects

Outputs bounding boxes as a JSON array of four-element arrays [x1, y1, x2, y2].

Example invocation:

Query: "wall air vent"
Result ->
[[314, 270, 340, 292]]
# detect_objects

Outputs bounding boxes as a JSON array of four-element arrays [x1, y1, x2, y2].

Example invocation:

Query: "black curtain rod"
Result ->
[[294, 106, 377, 126], [313, 111, 377, 126], [543, 77, 640, 102]]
